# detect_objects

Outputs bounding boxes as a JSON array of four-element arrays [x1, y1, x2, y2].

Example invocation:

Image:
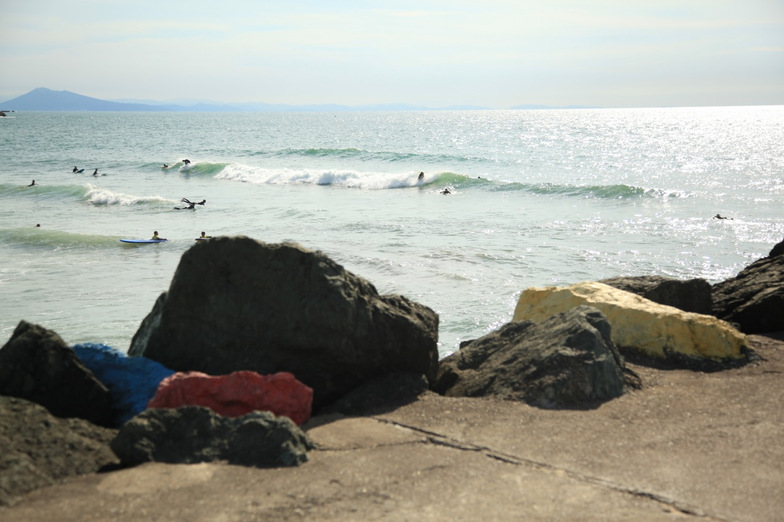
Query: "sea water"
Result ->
[[1, 107, 782, 357]]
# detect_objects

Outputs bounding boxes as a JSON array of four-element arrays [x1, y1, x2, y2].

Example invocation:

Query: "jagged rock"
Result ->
[[513, 282, 748, 365], [0, 321, 113, 427], [432, 306, 627, 409], [73, 343, 175, 427], [600, 275, 712, 314], [128, 237, 439, 410], [148, 371, 313, 425], [110, 406, 315, 468], [712, 245, 784, 334], [769, 238, 784, 258], [0, 396, 119, 507]]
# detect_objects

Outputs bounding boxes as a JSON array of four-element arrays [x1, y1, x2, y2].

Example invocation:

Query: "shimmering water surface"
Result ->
[[1, 107, 782, 357]]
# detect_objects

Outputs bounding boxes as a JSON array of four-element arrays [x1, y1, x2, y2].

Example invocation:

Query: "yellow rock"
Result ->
[[513, 282, 747, 361]]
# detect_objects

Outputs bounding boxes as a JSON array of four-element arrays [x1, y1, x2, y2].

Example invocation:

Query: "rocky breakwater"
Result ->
[[2, 237, 782, 517], [128, 236, 440, 411]]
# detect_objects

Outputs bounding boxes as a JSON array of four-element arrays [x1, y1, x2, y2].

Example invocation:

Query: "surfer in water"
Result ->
[[441, 188, 451, 195], [162, 163, 169, 169], [93, 168, 98, 176], [418, 172, 425, 181], [182, 159, 191, 165], [713, 214, 733, 220], [175, 198, 206, 210], [151, 231, 165, 240], [73, 166, 84, 173], [27, 180, 36, 187], [199, 231, 212, 239]]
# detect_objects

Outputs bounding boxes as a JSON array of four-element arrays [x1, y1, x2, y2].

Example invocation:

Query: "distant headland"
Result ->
[[0, 87, 591, 112]]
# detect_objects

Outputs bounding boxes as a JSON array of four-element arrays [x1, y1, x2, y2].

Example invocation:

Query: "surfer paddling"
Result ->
[[713, 214, 733, 220], [175, 198, 206, 210], [151, 231, 166, 240], [72, 166, 84, 173], [27, 180, 36, 187]]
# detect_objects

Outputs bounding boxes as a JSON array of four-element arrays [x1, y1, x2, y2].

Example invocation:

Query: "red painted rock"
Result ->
[[147, 371, 312, 425]]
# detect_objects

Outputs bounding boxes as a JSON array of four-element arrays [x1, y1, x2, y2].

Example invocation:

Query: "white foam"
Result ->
[[215, 163, 424, 190], [84, 184, 174, 206]]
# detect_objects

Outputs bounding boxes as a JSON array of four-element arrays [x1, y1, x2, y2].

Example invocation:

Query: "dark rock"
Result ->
[[769, 238, 784, 258], [73, 343, 175, 427], [432, 306, 627, 409], [0, 396, 119, 507], [600, 275, 712, 314], [110, 406, 315, 468], [712, 251, 784, 334], [0, 321, 114, 427], [321, 371, 431, 416], [128, 237, 439, 411]]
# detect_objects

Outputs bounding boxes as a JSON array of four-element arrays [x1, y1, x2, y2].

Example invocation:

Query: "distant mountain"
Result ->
[[509, 104, 597, 110], [0, 87, 580, 112], [0, 88, 181, 111]]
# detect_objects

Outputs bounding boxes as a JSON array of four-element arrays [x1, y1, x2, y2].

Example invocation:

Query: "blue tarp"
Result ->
[[73, 343, 175, 427]]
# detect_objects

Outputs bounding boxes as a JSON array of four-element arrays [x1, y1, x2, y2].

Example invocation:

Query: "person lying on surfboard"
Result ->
[[175, 198, 206, 210]]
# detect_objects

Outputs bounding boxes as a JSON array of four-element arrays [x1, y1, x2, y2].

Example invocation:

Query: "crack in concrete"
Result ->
[[376, 417, 726, 521]]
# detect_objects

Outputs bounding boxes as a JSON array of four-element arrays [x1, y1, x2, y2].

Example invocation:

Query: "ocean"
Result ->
[[1, 107, 782, 358]]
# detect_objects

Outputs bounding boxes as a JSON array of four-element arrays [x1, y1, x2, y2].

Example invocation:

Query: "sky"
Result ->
[[1, 0, 783, 108]]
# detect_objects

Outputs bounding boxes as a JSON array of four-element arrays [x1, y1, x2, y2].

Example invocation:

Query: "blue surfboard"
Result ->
[[120, 239, 168, 244]]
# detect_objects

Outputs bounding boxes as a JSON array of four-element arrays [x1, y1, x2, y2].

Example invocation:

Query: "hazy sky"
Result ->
[[1, 0, 783, 108]]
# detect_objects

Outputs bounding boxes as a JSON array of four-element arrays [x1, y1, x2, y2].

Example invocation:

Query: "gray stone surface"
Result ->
[[128, 237, 439, 410], [434, 306, 628, 408], [110, 406, 315, 468], [0, 321, 114, 427]]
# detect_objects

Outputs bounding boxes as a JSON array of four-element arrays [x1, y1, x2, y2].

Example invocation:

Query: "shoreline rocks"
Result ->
[[1, 238, 782, 512], [128, 237, 439, 411], [712, 239, 784, 334], [0, 321, 114, 428], [0, 396, 119, 507], [513, 282, 748, 366], [110, 406, 314, 468], [434, 306, 629, 409]]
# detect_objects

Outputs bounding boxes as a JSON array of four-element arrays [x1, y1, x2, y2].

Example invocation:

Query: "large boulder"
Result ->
[[513, 282, 748, 366], [73, 343, 175, 427], [600, 275, 712, 314], [0, 321, 113, 427], [0, 396, 119, 507], [712, 243, 784, 334], [110, 406, 314, 468], [433, 306, 627, 409], [148, 371, 313, 425], [128, 237, 439, 410]]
